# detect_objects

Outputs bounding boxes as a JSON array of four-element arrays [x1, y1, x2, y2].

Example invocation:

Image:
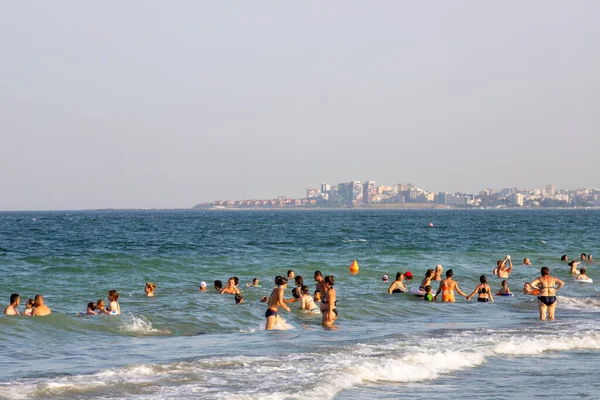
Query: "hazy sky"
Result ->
[[1, 1, 599, 210]]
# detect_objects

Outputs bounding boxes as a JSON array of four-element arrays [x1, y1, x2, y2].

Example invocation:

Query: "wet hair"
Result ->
[[314, 290, 321, 298], [214, 280, 223, 290], [568, 261, 576, 267], [561, 255, 568, 261], [108, 290, 119, 302], [233, 276, 239, 286], [424, 285, 432, 293], [9, 293, 19, 304], [501, 280, 508, 287], [96, 299, 105, 309], [287, 270, 294, 277], [541, 266, 549, 276], [396, 272, 403, 280], [496, 260, 503, 267], [260, 296, 268, 302], [581, 253, 587, 258], [301, 285, 310, 295], [145, 282, 156, 291], [25, 298, 35, 308], [295, 276, 304, 286], [252, 277, 258, 283], [324, 275, 335, 286], [34, 294, 44, 307], [589, 254, 593, 260], [314, 270, 322, 278], [87, 302, 96, 310], [446, 269, 454, 278], [292, 287, 301, 299], [580, 267, 586, 274], [425, 269, 434, 278], [479, 275, 487, 284], [235, 294, 243, 304], [276, 277, 288, 286]]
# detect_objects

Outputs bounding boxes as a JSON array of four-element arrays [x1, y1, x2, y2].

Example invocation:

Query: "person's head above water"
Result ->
[[581, 253, 587, 260], [446, 269, 454, 278], [561, 255, 568, 261], [382, 274, 389, 282], [541, 266, 550, 276], [214, 280, 223, 291], [523, 258, 532, 265]]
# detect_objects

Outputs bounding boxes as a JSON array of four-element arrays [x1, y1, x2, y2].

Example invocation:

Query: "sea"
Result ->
[[0, 209, 599, 399]]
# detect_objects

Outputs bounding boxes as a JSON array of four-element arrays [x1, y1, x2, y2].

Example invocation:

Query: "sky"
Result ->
[[1, 1, 599, 210]]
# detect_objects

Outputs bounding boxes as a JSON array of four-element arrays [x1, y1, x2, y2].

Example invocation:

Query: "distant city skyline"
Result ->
[[1, 2, 599, 211]]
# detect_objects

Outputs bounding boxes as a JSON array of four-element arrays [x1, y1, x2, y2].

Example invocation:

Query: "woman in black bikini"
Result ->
[[530, 266, 565, 320], [387, 272, 407, 294], [466, 275, 494, 302], [320, 275, 337, 328]]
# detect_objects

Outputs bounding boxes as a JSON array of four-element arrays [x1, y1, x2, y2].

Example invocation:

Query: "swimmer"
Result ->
[[467, 275, 494, 302], [260, 296, 268, 303], [3, 293, 20, 315], [199, 281, 207, 292], [96, 299, 109, 314], [144, 282, 156, 297], [107, 290, 120, 315], [314, 270, 326, 294], [214, 280, 223, 292], [433, 265, 443, 281], [291, 276, 304, 299], [530, 266, 564, 320], [287, 270, 295, 280], [581, 253, 587, 261], [424, 285, 433, 301], [434, 269, 468, 302], [523, 257, 532, 266], [299, 285, 319, 312], [496, 280, 512, 296], [420, 269, 434, 292], [31, 294, 51, 316], [588, 254, 593, 262], [320, 276, 338, 328], [22, 298, 34, 316], [220, 277, 240, 295], [576, 267, 591, 281], [388, 272, 407, 294], [85, 302, 97, 315], [569, 261, 581, 276], [493, 255, 513, 279], [523, 282, 540, 296], [265, 277, 291, 330], [235, 294, 244, 304], [245, 278, 260, 287], [561, 255, 568, 261], [382, 274, 389, 282], [313, 290, 322, 303]]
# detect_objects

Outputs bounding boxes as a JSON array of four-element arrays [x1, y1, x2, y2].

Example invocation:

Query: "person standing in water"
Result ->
[[432, 265, 443, 281], [466, 275, 494, 302], [434, 269, 468, 302], [530, 266, 564, 320], [3, 294, 20, 315], [388, 272, 408, 294], [320, 275, 338, 328], [493, 255, 513, 278], [265, 277, 291, 330], [31, 294, 51, 316]]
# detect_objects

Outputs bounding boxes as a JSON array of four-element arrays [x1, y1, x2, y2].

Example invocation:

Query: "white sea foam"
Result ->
[[555, 296, 600, 312], [342, 239, 367, 243], [4, 330, 600, 400], [117, 313, 172, 335]]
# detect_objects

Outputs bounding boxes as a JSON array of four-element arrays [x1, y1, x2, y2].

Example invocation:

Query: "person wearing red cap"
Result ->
[[387, 271, 412, 294]]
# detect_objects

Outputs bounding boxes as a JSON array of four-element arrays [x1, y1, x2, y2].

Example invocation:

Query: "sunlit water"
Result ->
[[1, 209, 598, 399]]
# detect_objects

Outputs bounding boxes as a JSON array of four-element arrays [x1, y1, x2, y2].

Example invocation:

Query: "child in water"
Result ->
[[107, 290, 120, 315], [300, 285, 320, 312], [145, 282, 156, 297], [96, 299, 108, 314], [424, 285, 433, 302], [86, 302, 97, 315], [22, 298, 35, 316], [496, 280, 512, 296], [577, 267, 591, 281], [313, 290, 322, 303]]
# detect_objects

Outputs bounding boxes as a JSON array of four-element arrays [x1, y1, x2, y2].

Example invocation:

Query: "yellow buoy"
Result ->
[[349, 259, 360, 274]]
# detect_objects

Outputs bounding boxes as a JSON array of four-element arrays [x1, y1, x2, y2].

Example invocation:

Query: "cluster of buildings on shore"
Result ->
[[196, 182, 600, 209]]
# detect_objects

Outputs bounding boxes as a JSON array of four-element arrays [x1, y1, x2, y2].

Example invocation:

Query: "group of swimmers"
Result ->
[[3, 254, 593, 324], [3, 289, 121, 317]]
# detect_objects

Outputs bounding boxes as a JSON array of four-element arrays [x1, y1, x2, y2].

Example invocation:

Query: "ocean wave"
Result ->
[[342, 239, 367, 243], [4, 329, 600, 399], [116, 314, 172, 336]]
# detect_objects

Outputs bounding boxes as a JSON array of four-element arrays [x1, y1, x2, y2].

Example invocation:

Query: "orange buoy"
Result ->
[[349, 259, 360, 274]]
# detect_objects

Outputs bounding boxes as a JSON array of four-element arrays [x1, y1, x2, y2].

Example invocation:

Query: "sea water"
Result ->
[[0, 209, 598, 399]]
